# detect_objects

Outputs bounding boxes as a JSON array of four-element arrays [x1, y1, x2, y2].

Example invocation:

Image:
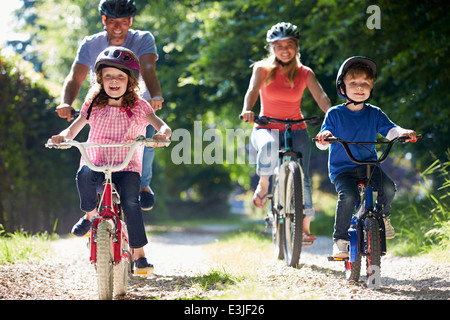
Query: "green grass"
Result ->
[[0, 226, 54, 264]]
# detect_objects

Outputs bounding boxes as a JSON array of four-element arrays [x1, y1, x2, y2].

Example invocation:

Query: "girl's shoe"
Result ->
[[134, 257, 154, 276], [71, 218, 92, 237]]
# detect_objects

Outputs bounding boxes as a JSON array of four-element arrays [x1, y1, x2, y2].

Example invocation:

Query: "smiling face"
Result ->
[[103, 16, 132, 46], [272, 38, 298, 65], [342, 72, 374, 104], [101, 67, 129, 104]]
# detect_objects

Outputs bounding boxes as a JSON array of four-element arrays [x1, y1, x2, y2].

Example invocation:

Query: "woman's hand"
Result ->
[[240, 110, 255, 123]]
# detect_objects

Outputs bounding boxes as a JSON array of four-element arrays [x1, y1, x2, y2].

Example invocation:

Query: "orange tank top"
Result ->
[[257, 64, 311, 131]]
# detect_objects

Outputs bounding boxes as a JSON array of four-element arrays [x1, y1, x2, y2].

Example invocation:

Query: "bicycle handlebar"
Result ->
[[45, 135, 170, 173], [240, 115, 323, 127], [312, 135, 421, 165]]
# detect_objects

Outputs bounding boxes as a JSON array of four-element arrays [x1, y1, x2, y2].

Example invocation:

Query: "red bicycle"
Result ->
[[46, 135, 170, 299]]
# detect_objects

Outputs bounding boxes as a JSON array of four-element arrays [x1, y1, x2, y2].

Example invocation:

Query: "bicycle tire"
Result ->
[[113, 221, 130, 297], [270, 174, 284, 260], [345, 254, 362, 281], [96, 220, 114, 300], [365, 217, 381, 288], [282, 161, 304, 267]]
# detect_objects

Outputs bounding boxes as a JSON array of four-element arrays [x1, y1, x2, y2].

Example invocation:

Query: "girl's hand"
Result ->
[[151, 132, 170, 147], [50, 135, 66, 144]]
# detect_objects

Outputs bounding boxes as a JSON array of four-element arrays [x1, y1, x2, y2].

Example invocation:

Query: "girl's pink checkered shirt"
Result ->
[[79, 98, 154, 174]]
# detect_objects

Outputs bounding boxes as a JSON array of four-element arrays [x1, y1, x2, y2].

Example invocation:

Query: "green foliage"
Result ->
[[0, 49, 80, 233], [390, 150, 450, 258]]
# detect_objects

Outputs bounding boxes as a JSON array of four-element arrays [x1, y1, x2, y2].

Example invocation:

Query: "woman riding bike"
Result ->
[[240, 22, 331, 242]]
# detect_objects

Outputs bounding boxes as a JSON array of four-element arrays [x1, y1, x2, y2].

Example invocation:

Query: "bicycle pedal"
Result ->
[[134, 267, 154, 277], [327, 255, 348, 261]]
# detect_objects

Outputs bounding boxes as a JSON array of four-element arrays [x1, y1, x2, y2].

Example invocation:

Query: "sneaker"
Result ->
[[71, 218, 92, 237], [139, 191, 155, 211], [383, 217, 396, 239], [134, 257, 154, 276], [332, 239, 349, 258]]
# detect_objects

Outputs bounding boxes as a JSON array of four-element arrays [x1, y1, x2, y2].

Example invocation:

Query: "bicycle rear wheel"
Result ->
[[96, 220, 114, 300], [282, 161, 304, 267]]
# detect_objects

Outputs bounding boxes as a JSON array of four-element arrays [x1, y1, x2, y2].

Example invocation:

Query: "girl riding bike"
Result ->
[[314, 56, 417, 258], [240, 22, 331, 244], [49, 46, 171, 273]]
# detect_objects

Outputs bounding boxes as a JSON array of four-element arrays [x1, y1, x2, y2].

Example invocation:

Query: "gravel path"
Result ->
[[0, 226, 448, 300]]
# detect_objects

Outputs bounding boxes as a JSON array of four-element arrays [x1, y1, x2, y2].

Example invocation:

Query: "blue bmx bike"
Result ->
[[314, 135, 420, 287]]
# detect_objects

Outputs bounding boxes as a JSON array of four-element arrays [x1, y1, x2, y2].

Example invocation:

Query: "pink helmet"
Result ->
[[94, 46, 140, 79]]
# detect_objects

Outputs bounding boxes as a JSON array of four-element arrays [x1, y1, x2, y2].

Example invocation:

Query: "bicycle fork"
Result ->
[[89, 171, 130, 265]]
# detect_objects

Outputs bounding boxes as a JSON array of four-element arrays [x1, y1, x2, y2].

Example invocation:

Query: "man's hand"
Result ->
[[149, 97, 164, 111], [56, 104, 75, 122]]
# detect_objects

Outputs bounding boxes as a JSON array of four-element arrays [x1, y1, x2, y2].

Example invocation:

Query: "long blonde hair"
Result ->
[[255, 42, 301, 88]]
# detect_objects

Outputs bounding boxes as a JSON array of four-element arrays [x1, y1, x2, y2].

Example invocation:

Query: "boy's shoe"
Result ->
[[139, 191, 155, 211], [134, 257, 154, 276], [71, 218, 92, 237], [332, 239, 349, 258], [383, 217, 396, 239]]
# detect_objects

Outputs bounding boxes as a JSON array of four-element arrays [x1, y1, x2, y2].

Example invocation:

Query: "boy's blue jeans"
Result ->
[[76, 165, 148, 249], [333, 166, 396, 241], [250, 128, 314, 217]]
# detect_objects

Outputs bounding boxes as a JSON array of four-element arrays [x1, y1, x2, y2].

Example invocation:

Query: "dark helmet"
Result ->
[[95, 46, 140, 80], [98, 0, 136, 18], [266, 22, 300, 43], [336, 56, 377, 100]]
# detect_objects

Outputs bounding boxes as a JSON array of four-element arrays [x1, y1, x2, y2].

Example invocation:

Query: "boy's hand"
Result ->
[[400, 129, 417, 143], [315, 130, 334, 146]]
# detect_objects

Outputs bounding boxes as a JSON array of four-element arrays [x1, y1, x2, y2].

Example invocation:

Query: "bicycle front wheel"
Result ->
[[113, 221, 130, 297], [282, 161, 304, 267], [270, 175, 284, 260], [96, 220, 114, 300], [366, 217, 382, 288]]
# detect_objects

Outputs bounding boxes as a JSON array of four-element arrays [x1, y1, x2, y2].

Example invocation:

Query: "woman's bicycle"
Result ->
[[313, 135, 420, 288], [45, 135, 170, 299], [250, 116, 323, 268]]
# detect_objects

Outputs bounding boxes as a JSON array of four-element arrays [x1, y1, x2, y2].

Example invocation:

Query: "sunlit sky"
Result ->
[[0, 0, 23, 45]]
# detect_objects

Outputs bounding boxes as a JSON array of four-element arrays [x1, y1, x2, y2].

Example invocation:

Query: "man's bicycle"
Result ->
[[250, 116, 323, 268], [313, 135, 420, 288], [46, 136, 170, 299]]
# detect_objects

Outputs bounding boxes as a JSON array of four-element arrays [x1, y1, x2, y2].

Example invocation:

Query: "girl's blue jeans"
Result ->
[[332, 166, 396, 241], [250, 128, 314, 217], [76, 165, 148, 249]]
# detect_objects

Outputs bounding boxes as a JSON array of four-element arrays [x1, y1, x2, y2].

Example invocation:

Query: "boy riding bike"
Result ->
[[49, 47, 171, 273], [314, 56, 417, 258]]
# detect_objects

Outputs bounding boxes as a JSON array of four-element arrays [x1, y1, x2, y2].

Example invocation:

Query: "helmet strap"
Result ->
[[85, 89, 130, 120], [275, 57, 294, 67]]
